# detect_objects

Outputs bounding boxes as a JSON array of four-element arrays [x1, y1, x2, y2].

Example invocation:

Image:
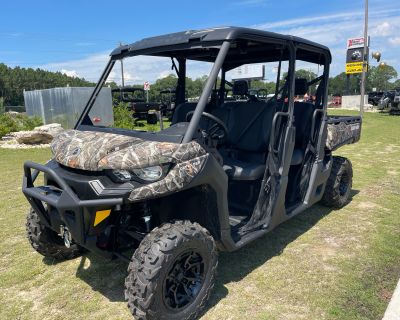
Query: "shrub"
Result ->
[[0, 98, 4, 115], [113, 102, 135, 130], [0, 113, 43, 138]]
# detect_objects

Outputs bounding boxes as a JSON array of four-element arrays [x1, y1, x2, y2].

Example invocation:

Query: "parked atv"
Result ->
[[22, 27, 361, 320], [159, 88, 177, 120], [112, 87, 160, 120]]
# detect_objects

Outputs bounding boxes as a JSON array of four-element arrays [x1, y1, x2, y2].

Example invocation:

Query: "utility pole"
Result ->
[[119, 42, 125, 87], [359, 0, 368, 118]]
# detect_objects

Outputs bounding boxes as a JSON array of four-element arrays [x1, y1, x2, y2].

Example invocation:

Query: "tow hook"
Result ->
[[60, 225, 72, 248]]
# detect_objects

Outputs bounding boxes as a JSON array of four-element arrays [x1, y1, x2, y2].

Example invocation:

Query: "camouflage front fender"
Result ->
[[128, 154, 209, 201]]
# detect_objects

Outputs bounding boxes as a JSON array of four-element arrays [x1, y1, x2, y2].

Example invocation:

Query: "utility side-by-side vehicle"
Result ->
[[22, 27, 362, 320], [112, 87, 161, 120]]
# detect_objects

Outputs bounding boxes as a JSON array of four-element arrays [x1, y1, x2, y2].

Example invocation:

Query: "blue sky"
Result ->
[[1, 0, 399, 84]]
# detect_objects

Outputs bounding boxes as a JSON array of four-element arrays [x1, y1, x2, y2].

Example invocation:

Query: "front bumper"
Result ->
[[22, 161, 124, 254]]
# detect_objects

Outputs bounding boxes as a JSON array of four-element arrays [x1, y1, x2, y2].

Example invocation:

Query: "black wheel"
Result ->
[[321, 156, 353, 208], [26, 208, 84, 260], [125, 220, 218, 320]]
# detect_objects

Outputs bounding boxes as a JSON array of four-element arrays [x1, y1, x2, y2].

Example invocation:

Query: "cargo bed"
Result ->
[[326, 115, 362, 151]]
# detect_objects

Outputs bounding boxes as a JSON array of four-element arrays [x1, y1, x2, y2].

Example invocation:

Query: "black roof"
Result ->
[[111, 26, 331, 65]]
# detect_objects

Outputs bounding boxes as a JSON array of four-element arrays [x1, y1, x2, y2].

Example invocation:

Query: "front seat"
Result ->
[[221, 97, 275, 180], [171, 102, 197, 124], [223, 158, 266, 180]]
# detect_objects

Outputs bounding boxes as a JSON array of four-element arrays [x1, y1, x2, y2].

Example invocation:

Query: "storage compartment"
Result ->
[[326, 116, 362, 151]]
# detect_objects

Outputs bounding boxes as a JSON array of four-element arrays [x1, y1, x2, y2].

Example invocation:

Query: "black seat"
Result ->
[[232, 80, 249, 97], [223, 158, 265, 180], [220, 99, 275, 180], [171, 102, 197, 124], [290, 79, 316, 166]]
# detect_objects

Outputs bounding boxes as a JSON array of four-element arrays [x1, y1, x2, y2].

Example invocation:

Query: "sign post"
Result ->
[[360, 0, 369, 118], [143, 81, 150, 103], [345, 30, 369, 116]]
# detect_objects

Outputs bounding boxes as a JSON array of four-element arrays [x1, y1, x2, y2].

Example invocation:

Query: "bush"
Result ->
[[113, 102, 135, 130], [0, 113, 43, 138]]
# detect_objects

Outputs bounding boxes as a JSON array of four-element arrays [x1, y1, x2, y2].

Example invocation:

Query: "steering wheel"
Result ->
[[186, 111, 229, 142]]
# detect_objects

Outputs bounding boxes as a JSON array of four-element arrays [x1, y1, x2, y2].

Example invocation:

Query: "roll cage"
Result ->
[[75, 27, 331, 141]]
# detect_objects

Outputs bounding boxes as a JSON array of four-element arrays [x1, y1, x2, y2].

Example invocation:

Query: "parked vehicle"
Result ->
[[393, 89, 400, 112], [22, 27, 361, 320], [368, 91, 384, 106], [112, 87, 160, 120], [377, 90, 399, 114], [159, 89, 177, 120]]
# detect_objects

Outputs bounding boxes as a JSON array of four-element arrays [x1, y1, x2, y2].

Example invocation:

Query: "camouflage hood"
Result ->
[[51, 129, 207, 171]]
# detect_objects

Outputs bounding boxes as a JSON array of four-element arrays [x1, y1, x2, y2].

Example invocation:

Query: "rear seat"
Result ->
[[290, 78, 317, 166]]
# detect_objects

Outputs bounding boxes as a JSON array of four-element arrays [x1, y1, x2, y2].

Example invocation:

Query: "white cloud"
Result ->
[[389, 37, 400, 46], [255, 6, 400, 76], [60, 69, 80, 78], [37, 5, 400, 83], [157, 70, 175, 79], [40, 52, 110, 82], [371, 21, 392, 37]]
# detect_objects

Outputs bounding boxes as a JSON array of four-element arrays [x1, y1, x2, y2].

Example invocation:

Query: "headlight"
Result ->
[[132, 166, 163, 182], [108, 165, 169, 183], [110, 169, 132, 182]]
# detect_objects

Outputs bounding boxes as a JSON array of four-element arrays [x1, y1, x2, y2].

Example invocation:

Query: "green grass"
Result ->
[[0, 111, 399, 319], [132, 118, 170, 132]]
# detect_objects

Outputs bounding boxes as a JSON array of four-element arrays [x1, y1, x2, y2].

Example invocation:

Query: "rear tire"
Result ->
[[26, 208, 83, 260], [321, 156, 353, 208], [125, 220, 218, 320]]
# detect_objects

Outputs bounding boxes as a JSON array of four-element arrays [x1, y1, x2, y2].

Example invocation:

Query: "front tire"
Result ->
[[125, 220, 218, 320], [321, 156, 353, 208], [26, 208, 83, 260]]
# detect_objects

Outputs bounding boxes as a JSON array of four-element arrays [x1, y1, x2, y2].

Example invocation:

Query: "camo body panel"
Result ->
[[98, 138, 206, 170], [51, 129, 206, 171], [128, 154, 208, 201], [326, 121, 361, 150]]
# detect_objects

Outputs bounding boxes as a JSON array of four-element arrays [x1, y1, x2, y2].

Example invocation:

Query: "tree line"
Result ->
[[0, 62, 399, 107], [0, 63, 94, 106]]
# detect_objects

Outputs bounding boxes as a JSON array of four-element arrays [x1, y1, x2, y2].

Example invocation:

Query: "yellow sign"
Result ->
[[346, 62, 368, 74]]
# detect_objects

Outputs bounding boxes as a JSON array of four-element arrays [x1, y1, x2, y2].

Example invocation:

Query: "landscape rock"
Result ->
[[15, 131, 55, 144], [34, 123, 64, 135], [1, 123, 64, 145]]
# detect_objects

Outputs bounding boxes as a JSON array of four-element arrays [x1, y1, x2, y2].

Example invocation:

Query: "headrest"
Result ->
[[295, 78, 309, 95], [232, 80, 249, 96]]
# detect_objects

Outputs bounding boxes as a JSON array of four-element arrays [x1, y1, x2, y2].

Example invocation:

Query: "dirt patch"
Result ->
[[379, 288, 393, 302]]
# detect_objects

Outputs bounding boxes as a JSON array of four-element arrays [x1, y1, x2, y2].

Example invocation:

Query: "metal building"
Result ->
[[24, 87, 113, 128]]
